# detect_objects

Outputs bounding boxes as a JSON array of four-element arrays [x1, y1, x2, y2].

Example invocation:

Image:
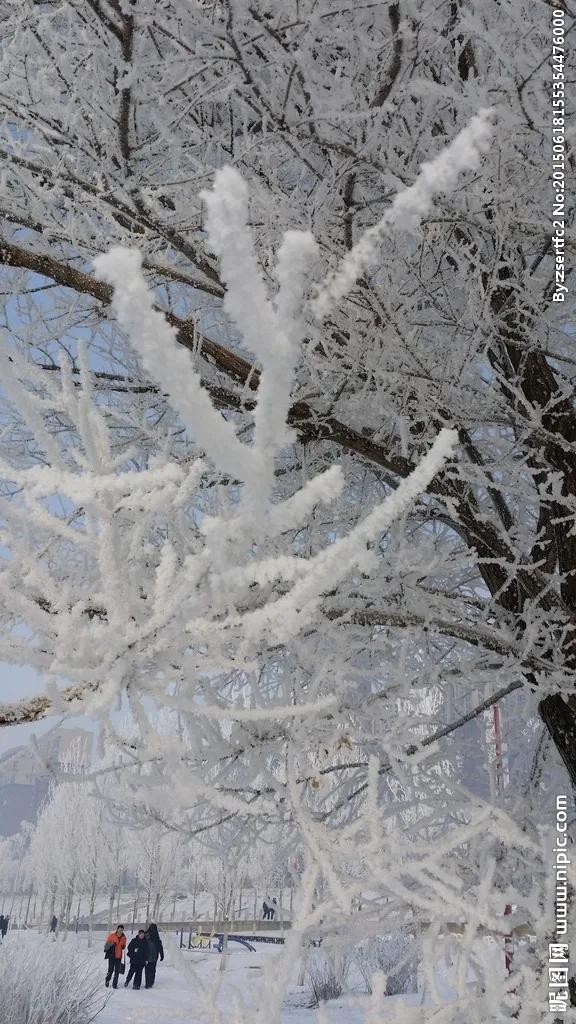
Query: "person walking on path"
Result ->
[[2, 915, 9, 937], [125, 929, 147, 990], [144, 923, 164, 989], [49, 915, 58, 934], [104, 924, 126, 989], [0, 914, 4, 940], [269, 898, 277, 921], [262, 900, 270, 920]]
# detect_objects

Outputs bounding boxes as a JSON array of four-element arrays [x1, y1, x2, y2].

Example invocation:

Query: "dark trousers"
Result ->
[[106, 958, 123, 988], [125, 961, 144, 989], [145, 961, 157, 988]]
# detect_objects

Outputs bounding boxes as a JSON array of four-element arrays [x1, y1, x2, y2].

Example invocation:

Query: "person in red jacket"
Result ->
[[104, 924, 127, 988]]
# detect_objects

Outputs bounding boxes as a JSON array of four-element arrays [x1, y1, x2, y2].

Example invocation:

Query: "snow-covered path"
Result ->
[[98, 962, 196, 1024], [97, 937, 264, 1024], [95, 936, 366, 1024]]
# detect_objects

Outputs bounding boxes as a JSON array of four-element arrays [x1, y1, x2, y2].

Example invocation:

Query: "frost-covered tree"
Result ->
[[27, 758, 130, 940], [29, 777, 90, 935], [127, 821, 184, 923], [0, 830, 30, 922], [0, 0, 574, 778], [0, 2, 574, 1020]]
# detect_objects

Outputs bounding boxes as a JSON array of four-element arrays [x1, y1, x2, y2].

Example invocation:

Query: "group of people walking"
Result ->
[[104, 923, 164, 990]]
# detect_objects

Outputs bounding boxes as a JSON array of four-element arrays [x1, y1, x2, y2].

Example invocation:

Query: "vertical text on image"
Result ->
[[548, 795, 570, 1014], [552, 9, 566, 303]]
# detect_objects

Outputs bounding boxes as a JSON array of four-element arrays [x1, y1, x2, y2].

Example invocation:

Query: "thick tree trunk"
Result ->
[[538, 695, 576, 789]]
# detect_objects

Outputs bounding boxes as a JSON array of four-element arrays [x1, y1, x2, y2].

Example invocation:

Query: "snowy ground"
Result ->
[[5, 927, 506, 1023], [3, 928, 424, 1024], [96, 937, 385, 1024], [96, 934, 375, 1024]]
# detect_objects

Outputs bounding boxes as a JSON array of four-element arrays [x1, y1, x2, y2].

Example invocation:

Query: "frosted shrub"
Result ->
[[0, 936, 106, 1024], [306, 949, 350, 1006], [356, 933, 417, 996]]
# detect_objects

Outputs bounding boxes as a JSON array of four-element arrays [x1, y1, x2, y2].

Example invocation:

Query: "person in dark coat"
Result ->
[[125, 929, 147, 990], [269, 898, 277, 920], [0, 914, 4, 939], [144, 923, 164, 989], [262, 901, 270, 920], [50, 915, 58, 934], [2, 915, 9, 937]]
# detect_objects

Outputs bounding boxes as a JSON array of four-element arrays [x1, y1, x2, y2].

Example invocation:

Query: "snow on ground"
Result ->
[[98, 936, 269, 1024], [5, 927, 503, 1023], [95, 933, 373, 1024], [3, 928, 420, 1024]]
